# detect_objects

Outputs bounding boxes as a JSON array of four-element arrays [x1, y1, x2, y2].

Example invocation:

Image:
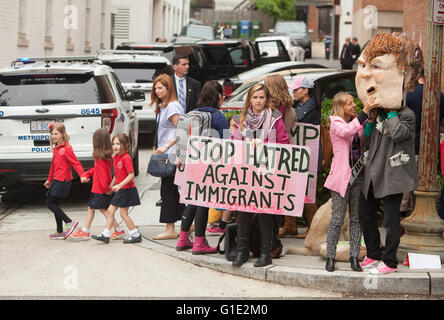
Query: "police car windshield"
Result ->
[[104, 62, 170, 84], [0, 73, 116, 106]]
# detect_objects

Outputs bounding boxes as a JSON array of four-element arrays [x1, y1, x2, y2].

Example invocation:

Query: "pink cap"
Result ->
[[289, 75, 314, 91]]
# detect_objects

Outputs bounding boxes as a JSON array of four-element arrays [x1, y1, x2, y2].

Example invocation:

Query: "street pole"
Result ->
[[397, 0, 444, 262]]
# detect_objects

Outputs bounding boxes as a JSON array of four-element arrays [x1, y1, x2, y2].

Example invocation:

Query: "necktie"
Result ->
[[178, 78, 185, 111]]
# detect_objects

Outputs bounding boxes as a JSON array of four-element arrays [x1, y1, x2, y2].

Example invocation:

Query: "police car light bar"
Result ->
[[12, 56, 99, 66]]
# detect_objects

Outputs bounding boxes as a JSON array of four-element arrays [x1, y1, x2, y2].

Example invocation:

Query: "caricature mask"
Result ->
[[355, 33, 423, 110]]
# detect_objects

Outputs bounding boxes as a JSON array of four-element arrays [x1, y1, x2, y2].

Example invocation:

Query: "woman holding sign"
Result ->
[[176, 80, 229, 254], [150, 74, 185, 240], [323, 92, 378, 272], [231, 83, 290, 268]]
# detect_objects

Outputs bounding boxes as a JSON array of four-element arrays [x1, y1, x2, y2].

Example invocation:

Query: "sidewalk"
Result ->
[[137, 224, 444, 298]]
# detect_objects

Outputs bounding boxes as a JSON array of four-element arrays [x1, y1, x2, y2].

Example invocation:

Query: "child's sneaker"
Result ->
[[360, 256, 380, 269], [71, 229, 91, 240], [369, 262, 397, 275], [49, 232, 66, 240], [64, 221, 79, 238], [92, 234, 110, 244], [110, 229, 125, 240], [123, 235, 142, 244], [206, 226, 226, 235]]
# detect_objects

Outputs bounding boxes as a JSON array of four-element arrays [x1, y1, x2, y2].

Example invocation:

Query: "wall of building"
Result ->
[[0, 0, 111, 68], [403, 0, 444, 91], [111, 0, 189, 48], [352, 0, 404, 47]]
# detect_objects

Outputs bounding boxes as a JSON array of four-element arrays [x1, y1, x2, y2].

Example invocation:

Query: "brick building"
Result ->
[[0, 0, 111, 68], [352, 0, 404, 47], [402, 0, 444, 89]]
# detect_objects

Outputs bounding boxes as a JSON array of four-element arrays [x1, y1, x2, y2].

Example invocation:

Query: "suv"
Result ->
[[115, 42, 236, 83], [0, 56, 140, 188], [98, 50, 172, 134], [272, 21, 312, 58]]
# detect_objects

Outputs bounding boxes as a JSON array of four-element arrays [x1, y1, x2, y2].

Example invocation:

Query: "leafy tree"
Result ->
[[251, 0, 298, 22]]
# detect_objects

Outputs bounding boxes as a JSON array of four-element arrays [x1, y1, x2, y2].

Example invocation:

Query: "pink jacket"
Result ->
[[324, 116, 364, 197]]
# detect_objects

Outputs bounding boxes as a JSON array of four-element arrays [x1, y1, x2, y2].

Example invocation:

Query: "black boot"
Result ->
[[232, 212, 251, 268], [325, 258, 335, 272], [232, 251, 249, 267], [254, 253, 272, 267], [254, 215, 273, 268], [350, 257, 362, 271]]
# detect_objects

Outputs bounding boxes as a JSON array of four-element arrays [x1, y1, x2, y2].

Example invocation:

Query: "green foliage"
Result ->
[[222, 109, 242, 121], [251, 0, 298, 22]]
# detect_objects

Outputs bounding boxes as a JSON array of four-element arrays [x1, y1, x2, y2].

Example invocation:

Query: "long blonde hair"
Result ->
[[264, 74, 293, 111], [330, 92, 352, 122], [49, 122, 70, 151], [239, 83, 269, 130], [150, 74, 178, 114]]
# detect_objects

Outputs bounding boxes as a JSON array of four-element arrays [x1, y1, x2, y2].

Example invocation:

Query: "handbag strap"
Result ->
[[153, 113, 159, 149], [216, 232, 226, 254]]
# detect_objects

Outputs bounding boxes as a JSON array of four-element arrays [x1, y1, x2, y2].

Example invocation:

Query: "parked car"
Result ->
[[98, 50, 171, 134], [174, 23, 215, 41], [196, 39, 291, 75], [221, 68, 357, 113], [222, 61, 328, 97], [271, 21, 312, 58], [0, 56, 140, 187], [255, 34, 306, 62]]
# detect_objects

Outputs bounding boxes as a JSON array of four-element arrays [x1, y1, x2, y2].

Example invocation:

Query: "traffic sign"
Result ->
[[433, 0, 444, 24]]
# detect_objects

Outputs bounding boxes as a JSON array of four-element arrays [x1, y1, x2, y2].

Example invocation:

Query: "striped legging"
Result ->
[[326, 175, 363, 259]]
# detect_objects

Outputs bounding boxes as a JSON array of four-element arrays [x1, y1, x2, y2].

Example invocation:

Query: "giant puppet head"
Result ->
[[355, 33, 424, 109]]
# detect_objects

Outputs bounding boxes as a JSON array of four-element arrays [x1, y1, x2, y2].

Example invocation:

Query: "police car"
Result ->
[[98, 50, 172, 134], [0, 56, 140, 188]]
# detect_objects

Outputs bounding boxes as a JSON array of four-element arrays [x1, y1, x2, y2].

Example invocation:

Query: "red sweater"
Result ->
[[113, 152, 135, 189], [85, 158, 113, 194], [48, 142, 86, 182]]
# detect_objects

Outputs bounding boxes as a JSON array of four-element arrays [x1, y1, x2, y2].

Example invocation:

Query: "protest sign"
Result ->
[[179, 136, 310, 216], [288, 122, 320, 203]]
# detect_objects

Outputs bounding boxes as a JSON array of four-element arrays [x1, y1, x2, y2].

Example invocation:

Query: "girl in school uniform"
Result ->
[[44, 122, 88, 240], [92, 133, 141, 244], [71, 128, 125, 240]]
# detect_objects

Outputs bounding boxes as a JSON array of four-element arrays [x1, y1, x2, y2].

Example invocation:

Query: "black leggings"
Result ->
[[46, 195, 72, 233], [180, 205, 208, 237]]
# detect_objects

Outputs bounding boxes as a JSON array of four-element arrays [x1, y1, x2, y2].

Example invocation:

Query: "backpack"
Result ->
[[174, 110, 213, 162]]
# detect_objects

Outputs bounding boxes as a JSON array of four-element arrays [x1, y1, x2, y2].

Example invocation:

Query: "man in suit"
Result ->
[[170, 54, 202, 113], [340, 37, 353, 70]]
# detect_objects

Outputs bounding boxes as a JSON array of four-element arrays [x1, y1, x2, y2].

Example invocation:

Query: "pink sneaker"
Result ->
[[206, 226, 226, 235], [360, 256, 380, 269], [370, 262, 397, 275]]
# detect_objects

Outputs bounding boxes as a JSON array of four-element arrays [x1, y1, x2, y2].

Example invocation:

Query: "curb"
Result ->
[[137, 231, 443, 297]]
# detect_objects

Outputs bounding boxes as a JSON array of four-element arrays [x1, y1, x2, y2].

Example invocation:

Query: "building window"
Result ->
[[45, 0, 54, 49], [85, 0, 92, 52], [17, 0, 29, 47]]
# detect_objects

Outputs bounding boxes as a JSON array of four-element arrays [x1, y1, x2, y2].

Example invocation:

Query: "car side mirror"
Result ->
[[128, 91, 145, 102]]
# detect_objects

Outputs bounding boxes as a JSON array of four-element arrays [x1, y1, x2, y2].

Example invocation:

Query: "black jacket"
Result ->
[[170, 74, 202, 113]]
